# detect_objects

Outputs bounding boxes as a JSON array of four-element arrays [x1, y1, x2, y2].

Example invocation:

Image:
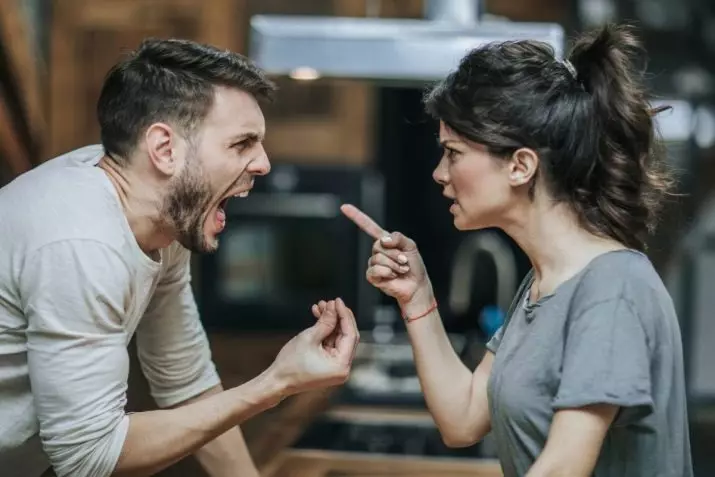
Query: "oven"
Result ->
[[196, 163, 385, 332]]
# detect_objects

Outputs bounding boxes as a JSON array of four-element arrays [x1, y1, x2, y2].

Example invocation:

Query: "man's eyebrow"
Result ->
[[230, 132, 263, 143]]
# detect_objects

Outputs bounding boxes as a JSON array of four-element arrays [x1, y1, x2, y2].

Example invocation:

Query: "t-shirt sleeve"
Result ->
[[486, 324, 506, 354], [552, 297, 654, 426], [486, 270, 533, 354], [20, 240, 132, 477], [135, 244, 220, 408]]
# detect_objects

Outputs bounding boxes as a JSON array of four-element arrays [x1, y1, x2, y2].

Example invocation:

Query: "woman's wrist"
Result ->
[[399, 284, 437, 320]]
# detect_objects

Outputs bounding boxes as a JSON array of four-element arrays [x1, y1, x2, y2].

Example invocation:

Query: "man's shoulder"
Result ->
[[0, 144, 106, 206], [0, 145, 130, 254]]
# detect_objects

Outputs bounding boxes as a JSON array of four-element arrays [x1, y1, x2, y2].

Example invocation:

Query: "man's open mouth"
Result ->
[[214, 187, 252, 231]]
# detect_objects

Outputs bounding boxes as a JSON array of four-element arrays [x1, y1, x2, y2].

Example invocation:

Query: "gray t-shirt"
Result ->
[[486, 250, 692, 477]]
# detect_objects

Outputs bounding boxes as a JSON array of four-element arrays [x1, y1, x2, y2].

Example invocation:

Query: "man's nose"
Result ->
[[249, 145, 271, 176]]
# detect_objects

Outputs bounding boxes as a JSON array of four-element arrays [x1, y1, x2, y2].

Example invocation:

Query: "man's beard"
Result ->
[[160, 155, 217, 254]]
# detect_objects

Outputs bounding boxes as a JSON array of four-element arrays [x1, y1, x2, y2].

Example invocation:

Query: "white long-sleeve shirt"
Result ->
[[0, 145, 221, 477]]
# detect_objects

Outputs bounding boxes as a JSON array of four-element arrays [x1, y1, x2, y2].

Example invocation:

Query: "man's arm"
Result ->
[[23, 240, 144, 477], [525, 405, 617, 477], [172, 384, 259, 477], [115, 370, 282, 477], [134, 244, 259, 476], [21, 240, 357, 477]]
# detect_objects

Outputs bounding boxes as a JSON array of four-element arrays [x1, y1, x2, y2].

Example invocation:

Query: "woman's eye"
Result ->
[[445, 148, 459, 161]]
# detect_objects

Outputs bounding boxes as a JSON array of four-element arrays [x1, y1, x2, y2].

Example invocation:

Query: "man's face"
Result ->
[[162, 86, 270, 253]]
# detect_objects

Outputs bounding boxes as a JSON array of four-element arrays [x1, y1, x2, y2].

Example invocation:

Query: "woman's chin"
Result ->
[[452, 213, 488, 232], [452, 215, 469, 231]]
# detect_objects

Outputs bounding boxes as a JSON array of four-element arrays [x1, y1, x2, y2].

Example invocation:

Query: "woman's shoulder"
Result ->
[[569, 249, 671, 314]]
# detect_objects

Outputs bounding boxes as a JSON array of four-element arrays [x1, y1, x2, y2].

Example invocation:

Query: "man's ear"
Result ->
[[506, 147, 539, 187], [144, 122, 177, 177]]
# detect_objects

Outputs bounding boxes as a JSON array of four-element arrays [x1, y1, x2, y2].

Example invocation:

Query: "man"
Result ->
[[0, 38, 359, 477]]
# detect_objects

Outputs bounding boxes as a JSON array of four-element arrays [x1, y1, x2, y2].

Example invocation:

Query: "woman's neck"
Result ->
[[502, 199, 625, 299]]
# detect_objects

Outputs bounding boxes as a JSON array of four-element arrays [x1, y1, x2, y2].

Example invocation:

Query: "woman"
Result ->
[[334, 24, 692, 477]]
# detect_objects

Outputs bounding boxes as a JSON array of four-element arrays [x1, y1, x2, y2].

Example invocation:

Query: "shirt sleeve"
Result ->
[[20, 240, 132, 477], [552, 297, 654, 426], [135, 244, 220, 408], [486, 324, 506, 354], [486, 270, 533, 354]]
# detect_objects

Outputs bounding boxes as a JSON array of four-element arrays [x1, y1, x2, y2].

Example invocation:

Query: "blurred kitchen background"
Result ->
[[3, 0, 715, 475]]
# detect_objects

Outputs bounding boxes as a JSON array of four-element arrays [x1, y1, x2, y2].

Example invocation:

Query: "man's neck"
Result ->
[[97, 155, 173, 255]]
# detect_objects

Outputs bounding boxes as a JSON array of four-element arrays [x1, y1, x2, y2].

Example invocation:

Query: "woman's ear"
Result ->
[[506, 147, 539, 187]]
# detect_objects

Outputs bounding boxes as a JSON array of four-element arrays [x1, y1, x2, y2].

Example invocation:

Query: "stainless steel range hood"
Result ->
[[249, 0, 565, 83]]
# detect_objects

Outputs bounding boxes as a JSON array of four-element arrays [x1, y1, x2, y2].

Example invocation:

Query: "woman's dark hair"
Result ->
[[424, 24, 673, 251], [97, 38, 277, 163]]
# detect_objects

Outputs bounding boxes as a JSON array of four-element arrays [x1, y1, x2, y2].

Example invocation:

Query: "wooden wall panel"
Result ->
[[48, 0, 238, 159], [241, 0, 375, 165], [0, 88, 31, 176], [486, 0, 568, 22], [48, 0, 566, 165], [0, 0, 43, 174], [47, 0, 408, 165]]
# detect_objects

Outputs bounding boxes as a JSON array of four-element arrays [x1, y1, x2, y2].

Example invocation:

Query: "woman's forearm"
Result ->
[[402, 289, 492, 446], [336, 207, 493, 447]]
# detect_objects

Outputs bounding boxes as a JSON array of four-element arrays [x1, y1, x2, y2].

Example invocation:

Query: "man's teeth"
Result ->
[[230, 191, 250, 199]]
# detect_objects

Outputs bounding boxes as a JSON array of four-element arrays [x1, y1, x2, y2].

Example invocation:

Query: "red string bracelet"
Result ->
[[402, 299, 438, 323]]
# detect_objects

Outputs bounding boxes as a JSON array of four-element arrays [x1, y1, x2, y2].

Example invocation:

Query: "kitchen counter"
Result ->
[[126, 332, 337, 476], [127, 332, 502, 476]]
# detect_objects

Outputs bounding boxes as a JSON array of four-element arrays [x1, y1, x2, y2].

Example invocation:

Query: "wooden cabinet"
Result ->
[[49, 0, 239, 159], [47, 0, 422, 165], [0, 0, 45, 178], [47, 0, 568, 164], [485, 0, 569, 21], [237, 0, 423, 164]]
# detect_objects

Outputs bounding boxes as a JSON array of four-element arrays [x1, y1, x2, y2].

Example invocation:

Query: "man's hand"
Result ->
[[113, 300, 359, 477], [268, 298, 359, 396]]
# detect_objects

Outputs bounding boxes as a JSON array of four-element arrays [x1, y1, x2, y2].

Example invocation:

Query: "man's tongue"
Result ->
[[216, 205, 226, 229]]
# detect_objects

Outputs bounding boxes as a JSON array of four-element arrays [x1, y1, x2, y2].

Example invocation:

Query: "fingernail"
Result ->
[[398, 254, 407, 264], [381, 235, 392, 243], [400, 265, 410, 273]]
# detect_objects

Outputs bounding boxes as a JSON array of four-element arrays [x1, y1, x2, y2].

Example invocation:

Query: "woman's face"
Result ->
[[432, 122, 519, 231]]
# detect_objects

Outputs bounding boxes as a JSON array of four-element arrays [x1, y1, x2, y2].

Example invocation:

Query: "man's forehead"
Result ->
[[204, 87, 265, 137]]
